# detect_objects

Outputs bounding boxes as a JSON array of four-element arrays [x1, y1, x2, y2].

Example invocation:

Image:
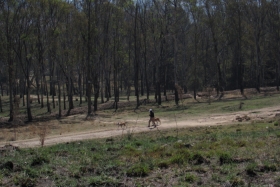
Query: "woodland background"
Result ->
[[0, 0, 280, 122]]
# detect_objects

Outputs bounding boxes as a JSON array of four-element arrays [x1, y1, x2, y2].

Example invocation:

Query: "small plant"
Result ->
[[239, 102, 244, 109], [13, 173, 36, 187], [1, 161, 14, 171], [126, 128, 134, 140], [211, 173, 221, 182], [157, 161, 169, 169], [31, 156, 49, 166], [236, 140, 247, 147], [191, 153, 208, 165], [123, 145, 140, 156], [126, 164, 149, 177], [184, 173, 197, 183], [262, 163, 277, 172], [274, 121, 279, 126], [88, 175, 120, 186], [170, 154, 185, 165], [219, 153, 232, 165], [275, 132, 280, 138], [267, 126, 274, 133], [25, 168, 39, 178], [37, 124, 49, 147], [246, 162, 257, 177], [0, 173, 3, 186], [230, 177, 245, 186], [236, 128, 242, 132], [276, 176, 280, 185]]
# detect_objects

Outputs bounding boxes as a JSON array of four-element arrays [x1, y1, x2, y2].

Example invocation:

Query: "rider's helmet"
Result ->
[[149, 109, 152, 111]]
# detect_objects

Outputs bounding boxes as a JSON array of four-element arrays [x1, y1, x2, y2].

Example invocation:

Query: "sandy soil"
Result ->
[[1, 105, 279, 149]]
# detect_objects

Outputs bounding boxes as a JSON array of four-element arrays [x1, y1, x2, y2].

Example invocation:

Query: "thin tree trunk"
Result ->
[[36, 76, 40, 104], [134, 4, 140, 108], [255, 36, 261, 93], [100, 69, 104, 103], [58, 80, 61, 118], [26, 80, 32, 121], [44, 75, 51, 113], [66, 69, 74, 116], [0, 96, 2, 112], [7, 20, 14, 122], [79, 69, 82, 106], [87, 0, 92, 116], [93, 75, 99, 112]]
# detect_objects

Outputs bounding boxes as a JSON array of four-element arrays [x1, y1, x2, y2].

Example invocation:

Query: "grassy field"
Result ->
[[1, 119, 280, 186], [0, 90, 280, 143], [0, 90, 280, 186]]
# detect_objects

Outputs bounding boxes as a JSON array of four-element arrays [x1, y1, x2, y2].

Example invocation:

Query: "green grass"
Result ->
[[1, 90, 280, 120], [1, 120, 280, 186], [1, 91, 280, 185]]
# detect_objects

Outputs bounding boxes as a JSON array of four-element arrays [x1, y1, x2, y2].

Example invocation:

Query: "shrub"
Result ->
[[230, 177, 245, 186], [246, 163, 257, 177], [184, 173, 197, 183], [88, 175, 120, 186], [37, 125, 49, 147], [1, 161, 14, 171], [219, 153, 232, 165], [126, 164, 149, 177], [275, 132, 280, 138], [13, 174, 36, 187], [31, 156, 49, 166], [236, 140, 247, 147], [267, 127, 274, 133], [25, 168, 39, 178], [177, 149, 192, 161], [126, 128, 134, 140], [261, 163, 277, 172], [170, 154, 185, 165], [157, 161, 169, 169], [191, 153, 208, 165]]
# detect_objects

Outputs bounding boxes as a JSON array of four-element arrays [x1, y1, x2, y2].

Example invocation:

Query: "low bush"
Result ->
[[126, 164, 149, 177], [88, 175, 120, 186], [219, 153, 232, 165], [184, 173, 197, 183], [31, 156, 49, 166]]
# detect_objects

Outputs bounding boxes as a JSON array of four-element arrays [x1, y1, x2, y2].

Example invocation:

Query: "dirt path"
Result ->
[[1, 105, 280, 148]]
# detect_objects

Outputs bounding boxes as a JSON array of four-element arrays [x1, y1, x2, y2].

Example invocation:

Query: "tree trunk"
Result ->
[[7, 20, 14, 122], [277, 62, 279, 91], [255, 36, 261, 93], [58, 80, 61, 118], [78, 69, 82, 106], [26, 81, 32, 121], [100, 69, 104, 103], [0, 96, 2, 112], [66, 73, 74, 116], [93, 75, 99, 112], [44, 75, 51, 113], [87, 0, 92, 116], [134, 4, 140, 108], [40, 77, 44, 108], [35, 76, 40, 104]]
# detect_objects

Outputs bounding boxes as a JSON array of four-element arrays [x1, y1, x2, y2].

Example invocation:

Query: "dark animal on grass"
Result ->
[[117, 122, 127, 128], [153, 118, 161, 126]]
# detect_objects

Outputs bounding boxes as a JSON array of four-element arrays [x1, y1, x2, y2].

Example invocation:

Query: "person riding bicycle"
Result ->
[[148, 109, 155, 127]]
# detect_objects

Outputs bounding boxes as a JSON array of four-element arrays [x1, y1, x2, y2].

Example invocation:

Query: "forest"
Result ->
[[0, 0, 279, 122]]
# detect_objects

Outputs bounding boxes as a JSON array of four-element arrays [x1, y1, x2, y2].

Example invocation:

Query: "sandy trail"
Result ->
[[1, 105, 279, 148]]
